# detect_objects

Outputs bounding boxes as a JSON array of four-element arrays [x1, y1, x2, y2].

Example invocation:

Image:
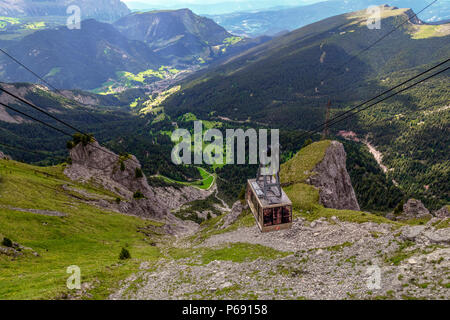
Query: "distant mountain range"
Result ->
[[125, 0, 316, 15], [164, 6, 450, 123], [0, 8, 269, 89], [208, 0, 450, 36], [0, 0, 130, 22]]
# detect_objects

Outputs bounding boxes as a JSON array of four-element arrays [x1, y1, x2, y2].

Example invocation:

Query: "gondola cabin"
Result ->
[[246, 179, 293, 232]]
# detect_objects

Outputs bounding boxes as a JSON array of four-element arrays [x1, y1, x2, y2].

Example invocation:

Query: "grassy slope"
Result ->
[[154, 166, 215, 190], [0, 159, 164, 299]]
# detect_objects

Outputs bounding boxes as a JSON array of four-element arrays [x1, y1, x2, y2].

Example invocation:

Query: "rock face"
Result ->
[[64, 141, 210, 222], [402, 199, 431, 219], [434, 206, 450, 219], [307, 141, 360, 211]]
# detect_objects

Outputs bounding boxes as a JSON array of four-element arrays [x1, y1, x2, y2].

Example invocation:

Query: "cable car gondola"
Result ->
[[246, 145, 293, 232]]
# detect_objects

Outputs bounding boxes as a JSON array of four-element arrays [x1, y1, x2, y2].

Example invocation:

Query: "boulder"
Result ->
[[423, 228, 450, 245], [64, 140, 210, 220], [400, 225, 450, 245], [385, 212, 396, 221], [0, 246, 21, 257], [402, 199, 432, 219]]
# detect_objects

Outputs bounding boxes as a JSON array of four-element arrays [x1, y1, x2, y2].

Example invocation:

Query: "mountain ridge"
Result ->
[[0, 19, 163, 89], [208, 0, 450, 37], [113, 8, 232, 65], [0, 0, 130, 22], [0, 8, 268, 90]]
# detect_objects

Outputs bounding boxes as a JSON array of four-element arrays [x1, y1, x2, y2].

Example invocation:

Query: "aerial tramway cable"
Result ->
[[297, 58, 450, 141]]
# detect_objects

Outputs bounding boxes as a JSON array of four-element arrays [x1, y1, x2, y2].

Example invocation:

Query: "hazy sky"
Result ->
[[122, 0, 322, 9], [122, 0, 319, 4]]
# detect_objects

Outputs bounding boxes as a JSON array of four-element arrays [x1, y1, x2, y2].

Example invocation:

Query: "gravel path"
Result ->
[[1, 205, 67, 217], [201, 218, 393, 252]]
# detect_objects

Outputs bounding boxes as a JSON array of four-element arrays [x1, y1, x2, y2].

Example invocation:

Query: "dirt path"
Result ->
[[363, 139, 389, 173], [0, 205, 67, 217], [213, 184, 230, 212]]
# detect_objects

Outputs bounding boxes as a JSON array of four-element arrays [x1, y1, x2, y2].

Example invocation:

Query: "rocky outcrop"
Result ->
[[434, 206, 450, 219], [64, 141, 210, 222], [220, 201, 245, 230], [0, 150, 10, 160], [65, 140, 150, 199], [400, 199, 432, 220], [404, 8, 425, 25], [60, 91, 100, 106], [307, 141, 360, 211]]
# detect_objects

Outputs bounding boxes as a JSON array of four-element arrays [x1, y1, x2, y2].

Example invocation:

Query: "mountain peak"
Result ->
[[114, 9, 232, 64]]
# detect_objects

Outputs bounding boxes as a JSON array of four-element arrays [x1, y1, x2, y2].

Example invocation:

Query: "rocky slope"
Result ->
[[64, 139, 211, 234], [112, 216, 450, 300], [109, 138, 448, 300], [281, 140, 360, 211]]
